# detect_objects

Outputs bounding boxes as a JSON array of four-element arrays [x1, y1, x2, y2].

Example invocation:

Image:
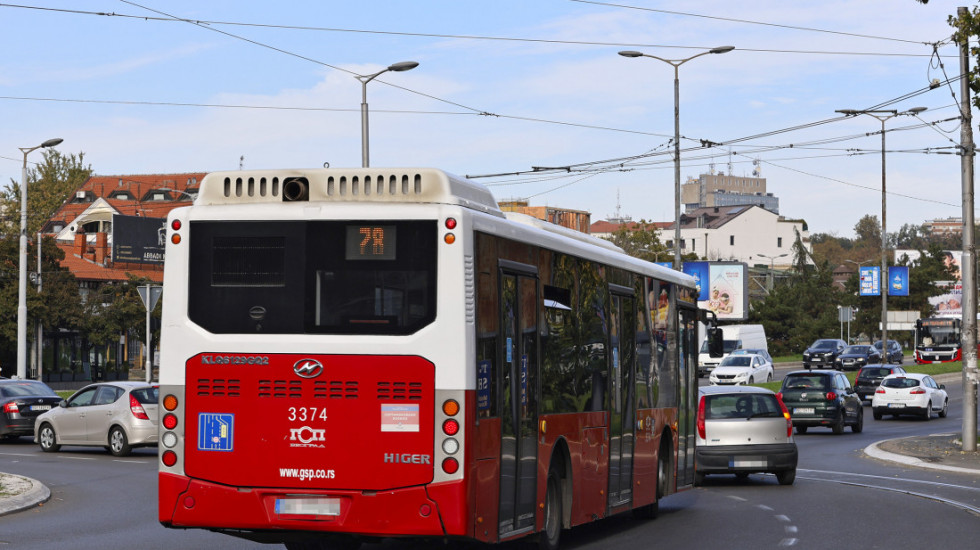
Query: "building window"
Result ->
[[729, 235, 735, 246], [777, 237, 783, 248]]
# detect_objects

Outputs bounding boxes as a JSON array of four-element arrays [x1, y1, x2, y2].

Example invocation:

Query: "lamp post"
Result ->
[[17, 137, 63, 380], [356, 60, 419, 168], [836, 108, 926, 350], [758, 252, 788, 292], [619, 46, 734, 270]]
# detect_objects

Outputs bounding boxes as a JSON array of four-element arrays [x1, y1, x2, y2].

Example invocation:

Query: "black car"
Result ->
[[778, 370, 864, 434], [802, 339, 847, 369], [873, 340, 904, 364], [0, 379, 63, 440], [854, 364, 908, 401], [834, 345, 882, 371]]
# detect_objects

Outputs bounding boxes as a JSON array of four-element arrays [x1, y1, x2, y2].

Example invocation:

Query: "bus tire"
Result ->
[[538, 469, 562, 550], [635, 435, 670, 519]]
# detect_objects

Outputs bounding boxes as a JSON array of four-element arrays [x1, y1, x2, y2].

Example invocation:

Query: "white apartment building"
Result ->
[[671, 205, 810, 268]]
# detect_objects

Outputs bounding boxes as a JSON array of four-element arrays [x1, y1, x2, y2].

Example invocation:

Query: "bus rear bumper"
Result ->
[[159, 473, 463, 539]]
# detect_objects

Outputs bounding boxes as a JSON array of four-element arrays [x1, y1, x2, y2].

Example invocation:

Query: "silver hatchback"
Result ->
[[34, 382, 159, 456], [695, 385, 798, 485]]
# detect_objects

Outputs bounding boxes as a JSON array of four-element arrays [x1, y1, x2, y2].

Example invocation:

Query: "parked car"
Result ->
[[873, 339, 904, 364], [834, 345, 882, 371], [802, 338, 846, 369], [0, 380, 63, 441], [871, 373, 949, 420], [695, 386, 798, 485], [777, 370, 864, 434], [709, 353, 774, 385], [34, 381, 159, 456], [854, 364, 907, 401], [729, 348, 774, 364]]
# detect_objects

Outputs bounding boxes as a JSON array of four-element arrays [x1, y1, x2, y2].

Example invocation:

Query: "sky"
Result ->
[[0, 0, 976, 237]]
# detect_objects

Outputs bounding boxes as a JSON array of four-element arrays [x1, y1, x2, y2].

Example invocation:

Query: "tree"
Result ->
[[853, 214, 882, 251], [80, 275, 155, 373], [1, 150, 92, 236], [602, 220, 670, 262]]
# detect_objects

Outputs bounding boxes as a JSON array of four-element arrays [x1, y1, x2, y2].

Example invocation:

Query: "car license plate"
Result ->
[[794, 407, 815, 415], [887, 403, 905, 408], [275, 497, 340, 516], [733, 458, 767, 468], [31, 405, 51, 411]]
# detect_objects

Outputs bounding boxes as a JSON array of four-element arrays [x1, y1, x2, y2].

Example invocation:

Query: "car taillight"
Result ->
[[775, 393, 793, 437], [825, 392, 837, 401], [696, 396, 706, 439], [2, 402, 18, 414], [876, 388, 886, 394], [910, 388, 926, 394], [130, 394, 149, 420]]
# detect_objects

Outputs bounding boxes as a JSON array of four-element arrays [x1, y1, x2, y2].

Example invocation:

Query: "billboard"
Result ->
[[888, 266, 909, 297], [894, 249, 961, 280], [112, 214, 167, 264], [858, 266, 880, 296], [683, 261, 748, 321]]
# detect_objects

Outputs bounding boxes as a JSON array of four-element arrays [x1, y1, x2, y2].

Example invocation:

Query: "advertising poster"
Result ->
[[929, 281, 962, 317], [112, 214, 167, 264], [692, 262, 747, 321], [859, 266, 880, 296], [681, 261, 709, 301], [887, 266, 909, 297]]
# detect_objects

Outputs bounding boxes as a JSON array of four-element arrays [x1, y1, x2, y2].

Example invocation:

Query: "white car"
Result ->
[[709, 353, 774, 385], [871, 372, 948, 420]]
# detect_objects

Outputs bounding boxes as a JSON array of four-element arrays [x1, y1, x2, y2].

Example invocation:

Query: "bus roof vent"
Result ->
[[197, 168, 504, 216]]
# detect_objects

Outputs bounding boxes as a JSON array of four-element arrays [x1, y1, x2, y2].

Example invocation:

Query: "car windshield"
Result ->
[[811, 340, 837, 350], [783, 374, 830, 390], [843, 346, 870, 354], [720, 356, 752, 367], [0, 381, 58, 398], [859, 367, 893, 379], [703, 393, 783, 419], [874, 340, 898, 350], [882, 377, 920, 389]]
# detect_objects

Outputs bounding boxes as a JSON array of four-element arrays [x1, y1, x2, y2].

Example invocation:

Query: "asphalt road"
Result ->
[[1, 378, 976, 549]]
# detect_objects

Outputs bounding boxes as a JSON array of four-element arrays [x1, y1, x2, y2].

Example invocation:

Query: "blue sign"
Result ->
[[888, 266, 909, 296], [476, 360, 491, 411], [682, 261, 710, 301], [858, 266, 880, 296], [198, 413, 234, 451]]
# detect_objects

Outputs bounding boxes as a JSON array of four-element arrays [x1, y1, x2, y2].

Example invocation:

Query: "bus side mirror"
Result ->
[[707, 327, 724, 358]]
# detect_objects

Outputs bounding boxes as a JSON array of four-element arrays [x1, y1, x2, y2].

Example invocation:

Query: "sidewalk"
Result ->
[[0, 472, 50, 517]]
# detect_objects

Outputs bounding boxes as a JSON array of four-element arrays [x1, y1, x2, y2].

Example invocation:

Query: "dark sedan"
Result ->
[[802, 338, 846, 369], [834, 345, 881, 371], [0, 379, 63, 440], [873, 339, 904, 364], [854, 364, 907, 401]]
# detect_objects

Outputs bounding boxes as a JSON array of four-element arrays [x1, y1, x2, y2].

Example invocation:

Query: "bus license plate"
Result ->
[[275, 498, 340, 516], [794, 407, 814, 415]]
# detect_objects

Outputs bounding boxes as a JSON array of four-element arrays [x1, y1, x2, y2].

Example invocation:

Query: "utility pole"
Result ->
[[958, 5, 977, 452]]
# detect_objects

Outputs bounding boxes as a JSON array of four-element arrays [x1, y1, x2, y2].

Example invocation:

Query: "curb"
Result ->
[[0, 474, 51, 517], [864, 437, 980, 476]]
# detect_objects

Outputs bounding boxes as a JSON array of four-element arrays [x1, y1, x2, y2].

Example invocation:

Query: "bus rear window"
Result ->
[[188, 220, 437, 335]]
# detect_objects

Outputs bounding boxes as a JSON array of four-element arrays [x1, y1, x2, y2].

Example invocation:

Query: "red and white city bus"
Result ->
[[157, 167, 707, 550], [914, 315, 980, 364]]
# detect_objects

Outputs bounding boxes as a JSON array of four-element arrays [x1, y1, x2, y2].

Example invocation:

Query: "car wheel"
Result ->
[[109, 426, 132, 457], [939, 399, 948, 418], [538, 469, 562, 550], [767, 372, 772, 383], [832, 415, 845, 435], [922, 401, 932, 421], [851, 407, 864, 433], [795, 425, 808, 435], [873, 408, 883, 420], [38, 423, 60, 452], [749, 376, 755, 384], [776, 469, 796, 486]]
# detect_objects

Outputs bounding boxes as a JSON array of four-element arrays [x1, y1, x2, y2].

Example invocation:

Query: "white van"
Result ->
[[697, 324, 767, 377]]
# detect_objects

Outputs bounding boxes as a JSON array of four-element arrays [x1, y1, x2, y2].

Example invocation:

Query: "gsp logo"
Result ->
[[290, 426, 326, 445], [293, 359, 324, 378]]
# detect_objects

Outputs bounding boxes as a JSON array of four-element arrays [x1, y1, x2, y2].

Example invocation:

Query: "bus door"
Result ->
[[676, 307, 699, 486], [498, 262, 539, 536], [607, 287, 636, 508]]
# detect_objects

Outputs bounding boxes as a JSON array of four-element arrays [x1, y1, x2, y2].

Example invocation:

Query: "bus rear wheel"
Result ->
[[538, 469, 562, 550]]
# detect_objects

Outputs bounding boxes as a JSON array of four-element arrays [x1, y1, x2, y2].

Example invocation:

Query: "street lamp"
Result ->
[[836, 107, 927, 350], [619, 46, 735, 270], [17, 137, 63, 380], [356, 60, 419, 168], [758, 253, 788, 292]]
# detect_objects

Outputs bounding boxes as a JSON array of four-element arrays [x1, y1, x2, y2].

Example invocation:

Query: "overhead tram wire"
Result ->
[[0, 3, 951, 58]]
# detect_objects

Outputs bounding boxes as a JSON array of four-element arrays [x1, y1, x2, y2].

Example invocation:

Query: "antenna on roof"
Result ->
[[239, 155, 245, 170]]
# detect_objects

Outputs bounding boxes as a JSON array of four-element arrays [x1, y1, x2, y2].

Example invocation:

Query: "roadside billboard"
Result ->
[[684, 261, 748, 321], [112, 214, 167, 264]]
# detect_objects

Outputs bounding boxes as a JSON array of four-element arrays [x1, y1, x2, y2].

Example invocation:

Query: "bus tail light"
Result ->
[[163, 413, 178, 430], [162, 450, 178, 467], [442, 399, 459, 416], [442, 458, 459, 474], [442, 419, 460, 436], [163, 394, 178, 411]]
